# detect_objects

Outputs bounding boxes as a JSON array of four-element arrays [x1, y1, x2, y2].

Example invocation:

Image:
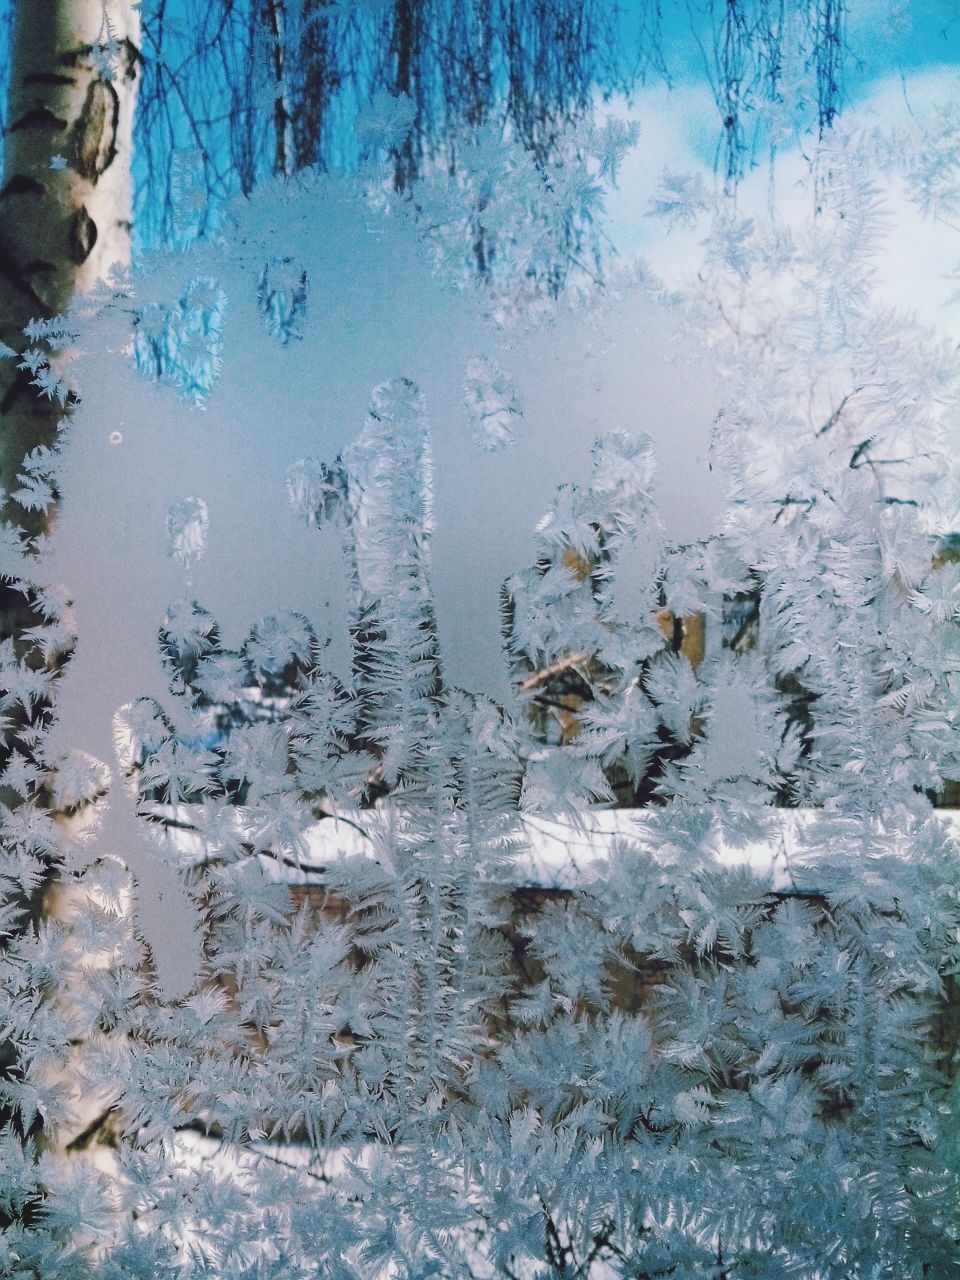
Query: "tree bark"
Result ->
[[0, 0, 140, 507], [263, 0, 293, 177]]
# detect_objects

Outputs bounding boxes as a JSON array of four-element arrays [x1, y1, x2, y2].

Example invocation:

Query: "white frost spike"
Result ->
[[356, 89, 416, 154], [286, 457, 344, 527], [648, 169, 710, 229], [591, 431, 656, 504], [166, 497, 209, 566], [51, 751, 110, 811], [258, 257, 308, 346], [245, 610, 315, 677], [113, 699, 170, 773], [370, 375, 424, 424], [464, 355, 522, 452], [909, 562, 960, 623], [696, 681, 770, 788], [610, 532, 662, 623]]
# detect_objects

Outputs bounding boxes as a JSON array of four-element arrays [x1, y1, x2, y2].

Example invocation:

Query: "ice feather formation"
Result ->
[[4, 173, 722, 992], [0, 121, 958, 1277]]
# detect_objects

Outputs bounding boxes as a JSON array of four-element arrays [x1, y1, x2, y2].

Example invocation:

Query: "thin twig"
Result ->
[[815, 385, 864, 436], [520, 652, 592, 691]]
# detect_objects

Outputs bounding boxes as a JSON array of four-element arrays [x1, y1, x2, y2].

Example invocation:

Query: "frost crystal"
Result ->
[[257, 257, 308, 345], [286, 457, 346, 527], [7, 108, 959, 1278], [166, 497, 209, 565], [463, 356, 523, 452], [355, 89, 416, 154]]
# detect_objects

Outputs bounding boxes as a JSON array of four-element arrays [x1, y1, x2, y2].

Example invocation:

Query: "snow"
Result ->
[[157, 803, 960, 895]]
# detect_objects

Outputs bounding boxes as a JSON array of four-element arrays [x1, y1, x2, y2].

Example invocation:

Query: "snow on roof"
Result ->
[[160, 804, 959, 895]]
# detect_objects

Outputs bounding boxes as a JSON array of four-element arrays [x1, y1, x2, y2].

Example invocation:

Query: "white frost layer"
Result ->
[[35, 176, 723, 997]]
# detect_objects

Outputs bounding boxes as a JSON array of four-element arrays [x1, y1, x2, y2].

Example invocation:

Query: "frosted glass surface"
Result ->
[[41, 179, 724, 991]]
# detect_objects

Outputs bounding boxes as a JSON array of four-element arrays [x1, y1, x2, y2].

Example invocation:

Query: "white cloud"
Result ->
[[601, 81, 718, 281], [600, 69, 960, 338]]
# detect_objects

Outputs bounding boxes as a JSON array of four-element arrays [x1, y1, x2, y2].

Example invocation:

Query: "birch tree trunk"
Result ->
[[0, 0, 140, 509], [0, 0, 141, 1193]]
